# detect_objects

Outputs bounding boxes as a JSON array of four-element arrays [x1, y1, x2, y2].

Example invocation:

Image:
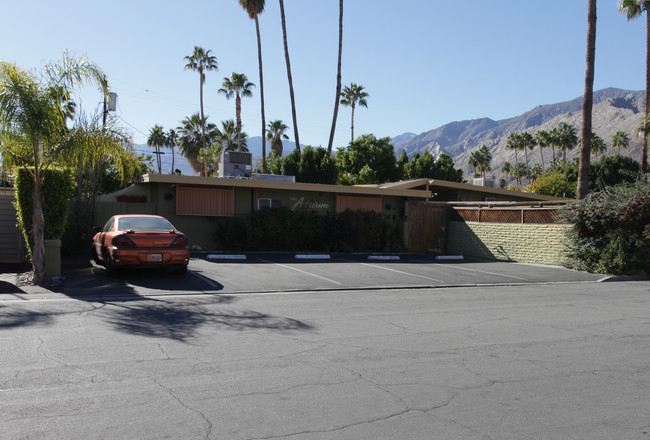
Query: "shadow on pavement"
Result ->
[[0, 281, 25, 294], [0, 304, 56, 328], [51, 255, 221, 298], [99, 296, 314, 342]]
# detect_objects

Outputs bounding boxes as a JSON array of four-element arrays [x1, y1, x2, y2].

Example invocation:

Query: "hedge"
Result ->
[[13, 167, 76, 259], [214, 208, 404, 253]]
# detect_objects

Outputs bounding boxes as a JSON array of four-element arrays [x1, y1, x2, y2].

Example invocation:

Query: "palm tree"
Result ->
[[501, 161, 512, 183], [327, 0, 344, 154], [0, 55, 107, 284], [198, 144, 222, 177], [529, 163, 543, 183], [217, 119, 249, 152], [505, 132, 521, 185], [217, 119, 237, 151], [611, 130, 630, 152], [184, 46, 218, 153], [477, 145, 492, 178], [578, 0, 597, 199], [590, 132, 607, 160], [519, 131, 535, 180], [266, 119, 289, 157], [618, 0, 649, 174], [513, 162, 527, 188], [467, 150, 481, 177], [549, 126, 562, 169], [147, 124, 166, 174], [239, 0, 267, 172], [535, 129, 551, 171], [469, 144, 492, 178], [558, 122, 578, 169], [218, 73, 254, 152], [340, 83, 369, 144], [177, 113, 217, 175], [48, 85, 76, 130], [278, 0, 300, 153], [166, 128, 177, 174]]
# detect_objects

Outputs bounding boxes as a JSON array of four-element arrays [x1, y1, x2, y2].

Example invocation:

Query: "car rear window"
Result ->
[[118, 217, 175, 231]]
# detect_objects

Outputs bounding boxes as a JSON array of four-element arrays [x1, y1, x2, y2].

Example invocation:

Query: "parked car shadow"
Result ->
[[100, 296, 314, 342], [54, 255, 221, 298]]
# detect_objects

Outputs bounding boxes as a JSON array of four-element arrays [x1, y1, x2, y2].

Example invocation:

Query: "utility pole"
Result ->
[[102, 76, 117, 130]]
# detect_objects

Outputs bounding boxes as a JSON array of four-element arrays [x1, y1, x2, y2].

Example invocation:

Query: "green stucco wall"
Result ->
[[448, 220, 571, 266]]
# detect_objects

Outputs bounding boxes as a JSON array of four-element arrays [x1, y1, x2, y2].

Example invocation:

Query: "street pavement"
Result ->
[[0, 256, 649, 439]]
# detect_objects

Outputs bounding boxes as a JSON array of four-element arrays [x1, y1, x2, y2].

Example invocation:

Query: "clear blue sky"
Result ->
[[2, 0, 646, 150]]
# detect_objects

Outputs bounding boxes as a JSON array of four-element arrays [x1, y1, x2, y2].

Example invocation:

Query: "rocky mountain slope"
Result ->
[[393, 88, 645, 179]]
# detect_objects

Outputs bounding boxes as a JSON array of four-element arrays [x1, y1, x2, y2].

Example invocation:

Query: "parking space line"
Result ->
[[257, 259, 342, 285], [444, 264, 529, 281], [351, 261, 446, 283]]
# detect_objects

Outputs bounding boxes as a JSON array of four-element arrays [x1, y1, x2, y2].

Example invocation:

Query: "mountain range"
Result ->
[[391, 87, 645, 178], [136, 87, 645, 178]]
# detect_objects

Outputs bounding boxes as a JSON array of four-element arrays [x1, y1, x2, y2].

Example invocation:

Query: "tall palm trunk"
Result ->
[[200, 70, 206, 152], [578, 0, 597, 198], [513, 150, 519, 187], [350, 102, 356, 144], [255, 15, 267, 173], [641, 10, 650, 174], [279, 0, 300, 153], [327, 0, 344, 154], [236, 92, 242, 151], [524, 147, 530, 181], [550, 144, 556, 169]]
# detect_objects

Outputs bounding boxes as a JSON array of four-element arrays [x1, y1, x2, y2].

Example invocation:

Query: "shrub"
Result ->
[[590, 154, 641, 190], [559, 179, 650, 275], [214, 208, 402, 253], [527, 169, 576, 198], [14, 167, 76, 259]]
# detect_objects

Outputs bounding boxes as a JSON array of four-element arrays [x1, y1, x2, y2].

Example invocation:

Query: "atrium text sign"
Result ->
[[289, 196, 330, 211]]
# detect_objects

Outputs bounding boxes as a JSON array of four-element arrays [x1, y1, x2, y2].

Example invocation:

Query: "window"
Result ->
[[103, 217, 115, 232], [258, 198, 283, 210]]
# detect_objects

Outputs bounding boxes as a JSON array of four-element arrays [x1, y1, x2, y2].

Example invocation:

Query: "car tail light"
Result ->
[[171, 235, 188, 247], [112, 235, 136, 247]]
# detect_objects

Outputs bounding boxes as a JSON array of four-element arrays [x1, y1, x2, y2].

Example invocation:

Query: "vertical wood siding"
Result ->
[[336, 195, 382, 213], [176, 187, 234, 217]]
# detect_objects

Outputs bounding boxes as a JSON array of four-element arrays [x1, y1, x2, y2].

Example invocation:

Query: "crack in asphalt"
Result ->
[[149, 376, 213, 440]]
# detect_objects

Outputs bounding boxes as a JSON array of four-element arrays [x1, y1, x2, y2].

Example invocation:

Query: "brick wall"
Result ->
[[448, 221, 571, 266]]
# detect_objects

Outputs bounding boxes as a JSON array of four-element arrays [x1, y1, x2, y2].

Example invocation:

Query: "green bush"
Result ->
[[14, 167, 76, 259], [214, 208, 402, 253], [527, 169, 576, 198], [559, 179, 650, 275]]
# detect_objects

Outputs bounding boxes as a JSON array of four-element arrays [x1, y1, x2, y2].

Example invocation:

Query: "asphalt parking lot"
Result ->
[[1, 255, 649, 439], [0, 253, 607, 300]]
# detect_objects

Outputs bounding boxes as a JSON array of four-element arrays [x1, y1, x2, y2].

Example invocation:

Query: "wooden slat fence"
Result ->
[[449, 201, 568, 224]]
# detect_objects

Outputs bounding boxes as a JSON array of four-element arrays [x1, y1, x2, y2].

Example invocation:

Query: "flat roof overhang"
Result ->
[[141, 174, 432, 199]]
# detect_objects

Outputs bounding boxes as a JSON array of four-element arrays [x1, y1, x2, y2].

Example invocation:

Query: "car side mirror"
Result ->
[[94, 226, 103, 233]]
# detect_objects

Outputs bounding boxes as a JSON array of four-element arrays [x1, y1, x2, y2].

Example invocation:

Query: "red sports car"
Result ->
[[92, 214, 190, 275]]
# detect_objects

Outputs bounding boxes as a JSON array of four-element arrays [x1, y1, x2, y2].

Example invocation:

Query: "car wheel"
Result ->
[[91, 244, 102, 265], [104, 250, 120, 276]]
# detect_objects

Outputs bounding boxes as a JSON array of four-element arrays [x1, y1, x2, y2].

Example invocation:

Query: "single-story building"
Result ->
[[94, 174, 563, 251]]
